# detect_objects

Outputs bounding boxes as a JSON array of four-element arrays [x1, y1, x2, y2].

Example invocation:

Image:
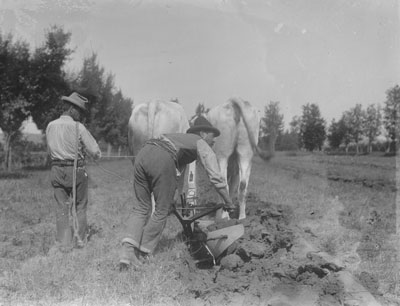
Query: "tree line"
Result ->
[[1, 25, 398, 171], [0, 26, 132, 171], [259, 85, 400, 154]]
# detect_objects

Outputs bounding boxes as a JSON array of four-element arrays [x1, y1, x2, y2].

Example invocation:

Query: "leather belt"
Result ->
[[51, 159, 85, 167]]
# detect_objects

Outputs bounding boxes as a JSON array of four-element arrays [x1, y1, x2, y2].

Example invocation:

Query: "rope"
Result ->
[[92, 159, 133, 183], [70, 122, 84, 247]]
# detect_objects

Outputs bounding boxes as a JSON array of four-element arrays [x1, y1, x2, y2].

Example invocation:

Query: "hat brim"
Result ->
[[61, 96, 87, 112], [186, 125, 220, 137]]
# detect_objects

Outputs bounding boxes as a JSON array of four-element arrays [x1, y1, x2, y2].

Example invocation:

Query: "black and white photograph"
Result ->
[[0, 0, 398, 305]]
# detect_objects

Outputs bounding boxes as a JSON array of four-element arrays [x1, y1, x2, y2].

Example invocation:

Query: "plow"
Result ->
[[172, 193, 244, 268]]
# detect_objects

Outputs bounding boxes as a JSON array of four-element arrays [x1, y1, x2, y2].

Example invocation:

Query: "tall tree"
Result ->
[[383, 85, 400, 153], [73, 52, 133, 154], [364, 104, 382, 153], [194, 103, 209, 116], [300, 103, 326, 151], [29, 25, 73, 130], [275, 130, 299, 151], [327, 117, 349, 150], [72, 52, 105, 137], [342, 104, 365, 154], [261, 101, 284, 153], [190, 102, 209, 123], [96, 84, 133, 154], [0, 33, 32, 170], [109, 90, 133, 149], [289, 115, 302, 149]]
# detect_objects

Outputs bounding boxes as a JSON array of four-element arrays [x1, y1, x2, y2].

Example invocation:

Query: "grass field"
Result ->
[[0, 152, 398, 305]]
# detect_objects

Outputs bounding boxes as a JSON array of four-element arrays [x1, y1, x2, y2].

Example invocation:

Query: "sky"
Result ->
[[0, 0, 399, 133]]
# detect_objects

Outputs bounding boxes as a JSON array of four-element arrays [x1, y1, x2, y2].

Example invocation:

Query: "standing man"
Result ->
[[46, 92, 101, 251], [119, 116, 234, 270]]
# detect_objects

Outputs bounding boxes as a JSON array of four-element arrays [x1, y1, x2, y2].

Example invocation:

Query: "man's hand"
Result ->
[[93, 151, 101, 160], [223, 202, 235, 212], [218, 188, 233, 211]]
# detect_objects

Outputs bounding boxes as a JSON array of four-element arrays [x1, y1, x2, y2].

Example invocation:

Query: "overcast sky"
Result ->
[[1, 0, 399, 133]]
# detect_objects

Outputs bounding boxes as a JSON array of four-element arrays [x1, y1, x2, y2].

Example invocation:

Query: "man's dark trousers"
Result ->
[[50, 165, 88, 247]]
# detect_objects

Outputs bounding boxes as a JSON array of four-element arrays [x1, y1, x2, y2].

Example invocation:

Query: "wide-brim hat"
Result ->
[[186, 116, 220, 137], [61, 92, 88, 112]]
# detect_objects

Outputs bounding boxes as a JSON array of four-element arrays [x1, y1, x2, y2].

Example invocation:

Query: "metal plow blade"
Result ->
[[206, 224, 244, 259]]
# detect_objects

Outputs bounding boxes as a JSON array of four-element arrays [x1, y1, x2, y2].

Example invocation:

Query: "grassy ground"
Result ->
[[0, 161, 193, 306], [0, 153, 398, 305]]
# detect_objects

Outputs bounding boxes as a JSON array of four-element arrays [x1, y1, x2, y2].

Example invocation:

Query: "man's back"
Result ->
[[46, 115, 100, 161]]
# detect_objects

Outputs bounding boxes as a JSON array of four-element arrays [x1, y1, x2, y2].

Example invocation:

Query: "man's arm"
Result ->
[[79, 124, 101, 160], [196, 139, 233, 208]]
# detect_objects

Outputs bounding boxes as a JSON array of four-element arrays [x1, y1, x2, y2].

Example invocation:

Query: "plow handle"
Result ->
[[171, 203, 225, 238]]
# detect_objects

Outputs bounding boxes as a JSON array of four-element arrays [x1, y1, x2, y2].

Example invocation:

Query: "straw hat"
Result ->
[[61, 92, 88, 112]]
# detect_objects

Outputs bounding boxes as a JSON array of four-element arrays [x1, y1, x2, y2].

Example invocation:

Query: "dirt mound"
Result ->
[[177, 200, 347, 305]]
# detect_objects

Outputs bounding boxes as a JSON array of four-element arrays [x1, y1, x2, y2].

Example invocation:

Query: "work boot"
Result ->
[[135, 248, 151, 264], [119, 262, 129, 272], [119, 242, 143, 272], [118, 257, 142, 272]]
